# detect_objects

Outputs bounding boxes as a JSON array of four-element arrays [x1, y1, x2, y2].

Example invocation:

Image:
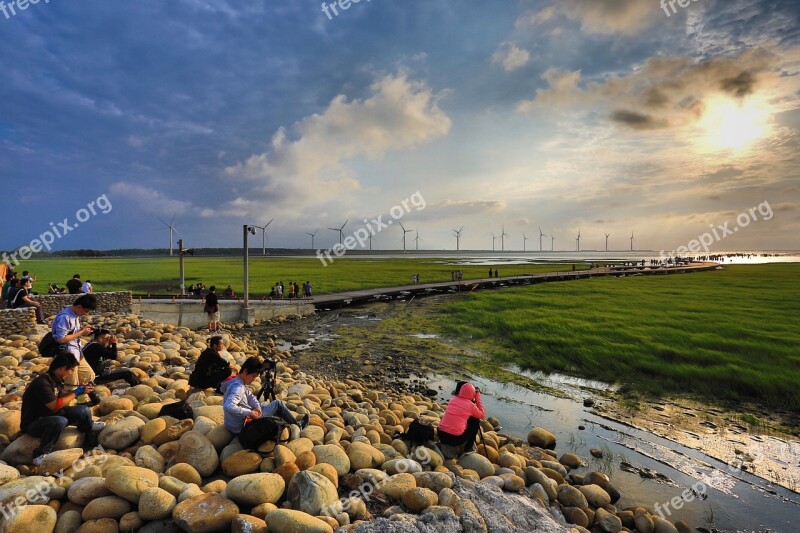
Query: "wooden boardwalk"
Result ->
[[311, 262, 720, 309]]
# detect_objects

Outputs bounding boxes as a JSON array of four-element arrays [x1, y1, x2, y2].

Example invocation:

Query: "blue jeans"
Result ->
[[25, 406, 93, 457], [261, 400, 298, 426]]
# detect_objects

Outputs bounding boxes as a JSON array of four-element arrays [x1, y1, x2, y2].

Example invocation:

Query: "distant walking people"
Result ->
[[293, 282, 300, 298], [488, 268, 492, 279], [66, 274, 82, 294], [52, 294, 98, 387], [304, 281, 313, 297], [204, 286, 220, 331], [493, 269, 498, 278]]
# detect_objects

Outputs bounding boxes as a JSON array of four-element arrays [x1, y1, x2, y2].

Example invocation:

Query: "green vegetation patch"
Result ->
[[429, 264, 800, 410]]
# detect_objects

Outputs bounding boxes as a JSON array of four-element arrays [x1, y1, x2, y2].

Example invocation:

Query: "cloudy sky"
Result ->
[[2, 0, 799, 253]]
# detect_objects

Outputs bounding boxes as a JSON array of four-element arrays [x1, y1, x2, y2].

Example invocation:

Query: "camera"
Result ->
[[262, 358, 277, 370]]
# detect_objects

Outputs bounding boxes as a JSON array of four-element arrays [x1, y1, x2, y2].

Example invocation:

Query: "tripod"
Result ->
[[257, 358, 278, 402]]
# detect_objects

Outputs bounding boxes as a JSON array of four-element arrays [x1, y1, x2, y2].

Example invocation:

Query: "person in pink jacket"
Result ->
[[438, 381, 486, 454]]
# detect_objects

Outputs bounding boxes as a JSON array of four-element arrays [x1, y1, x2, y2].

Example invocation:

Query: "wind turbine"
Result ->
[[452, 227, 463, 251], [605, 233, 611, 252], [539, 226, 545, 252], [399, 222, 413, 252], [414, 230, 422, 251], [157, 215, 180, 256], [306, 230, 318, 250], [368, 234, 374, 251], [523, 233, 529, 252], [328, 220, 349, 246], [550, 233, 555, 252], [630, 232, 635, 251], [491, 233, 498, 252], [575, 229, 581, 252], [254, 219, 273, 255], [501, 225, 509, 252]]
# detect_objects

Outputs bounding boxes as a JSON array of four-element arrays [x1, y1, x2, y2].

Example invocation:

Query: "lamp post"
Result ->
[[243, 224, 257, 309]]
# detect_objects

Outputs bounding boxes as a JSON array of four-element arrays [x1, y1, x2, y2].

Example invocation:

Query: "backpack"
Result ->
[[396, 419, 436, 446], [38, 332, 61, 357], [9, 287, 23, 308], [238, 416, 290, 451], [158, 400, 194, 420]]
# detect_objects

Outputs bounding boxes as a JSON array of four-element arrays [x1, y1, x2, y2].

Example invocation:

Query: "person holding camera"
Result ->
[[82, 329, 139, 387], [22, 352, 105, 466], [51, 294, 98, 387], [437, 381, 486, 456], [188, 336, 236, 393], [221, 357, 308, 446]]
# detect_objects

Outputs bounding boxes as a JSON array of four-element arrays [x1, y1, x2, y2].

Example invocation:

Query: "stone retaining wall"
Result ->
[[0, 308, 37, 338], [33, 291, 133, 319]]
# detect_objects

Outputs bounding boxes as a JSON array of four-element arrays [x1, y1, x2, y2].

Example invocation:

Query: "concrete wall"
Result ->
[[34, 292, 133, 319], [136, 299, 315, 329]]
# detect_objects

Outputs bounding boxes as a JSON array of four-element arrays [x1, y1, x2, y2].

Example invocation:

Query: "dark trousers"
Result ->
[[20, 303, 45, 323], [438, 417, 482, 453], [25, 406, 93, 457], [94, 369, 139, 387]]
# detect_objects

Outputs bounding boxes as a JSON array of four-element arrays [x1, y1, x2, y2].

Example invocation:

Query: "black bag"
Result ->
[[397, 419, 436, 446], [38, 332, 61, 357], [238, 416, 290, 450], [158, 400, 194, 420]]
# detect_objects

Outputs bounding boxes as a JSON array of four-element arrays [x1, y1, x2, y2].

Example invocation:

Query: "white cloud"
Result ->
[[516, 0, 658, 36], [492, 42, 531, 72], [109, 182, 193, 216], [222, 72, 451, 219]]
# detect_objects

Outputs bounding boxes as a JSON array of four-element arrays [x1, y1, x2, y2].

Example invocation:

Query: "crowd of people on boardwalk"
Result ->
[[410, 274, 421, 285], [268, 281, 313, 299], [450, 271, 464, 281]]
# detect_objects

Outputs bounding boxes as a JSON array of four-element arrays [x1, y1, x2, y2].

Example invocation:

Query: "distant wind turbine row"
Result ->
[[156, 214, 637, 253]]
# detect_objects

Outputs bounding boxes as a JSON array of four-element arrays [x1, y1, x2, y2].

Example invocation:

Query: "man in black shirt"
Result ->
[[204, 285, 220, 331], [22, 352, 105, 465], [11, 277, 46, 323], [66, 274, 82, 294], [188, 336, 234, 392], [82, 329, 139, 387]]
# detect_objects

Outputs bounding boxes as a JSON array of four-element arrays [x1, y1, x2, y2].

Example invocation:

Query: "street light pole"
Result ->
[[243, 225, 250, 308], [178, 239, 185, 296]]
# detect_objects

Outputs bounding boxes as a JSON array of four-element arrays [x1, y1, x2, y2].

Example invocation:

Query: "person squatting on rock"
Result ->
[[188, 336, 236, 393], [52, 294, 98, 386], [221, 356, 309, 447], [82, 328, 140, 387], [21, 352, 106, 466], [437, 381, 486, 455]]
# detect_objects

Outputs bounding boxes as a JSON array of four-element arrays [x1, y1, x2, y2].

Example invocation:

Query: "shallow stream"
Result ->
[[273, 311, 798, 533]]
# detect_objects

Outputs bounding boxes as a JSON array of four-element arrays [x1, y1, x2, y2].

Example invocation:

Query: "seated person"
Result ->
[[21, 352, 105, 465], [11, 277, 46, 324], [437, 381, 486, 456], [188, 336, 236, 392], [223, 285, 234, 297], [82, 329, 139, 387], [222, 357, 308, 446]]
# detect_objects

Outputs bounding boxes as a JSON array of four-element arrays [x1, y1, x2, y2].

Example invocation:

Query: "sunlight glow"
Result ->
[[699, 96, 773, 151]]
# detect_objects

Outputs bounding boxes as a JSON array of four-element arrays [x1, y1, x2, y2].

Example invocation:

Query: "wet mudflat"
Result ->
[[254, 298, 799, 533]]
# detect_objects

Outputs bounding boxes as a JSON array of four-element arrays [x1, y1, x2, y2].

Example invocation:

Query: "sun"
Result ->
[[698, 96, 773, 151]]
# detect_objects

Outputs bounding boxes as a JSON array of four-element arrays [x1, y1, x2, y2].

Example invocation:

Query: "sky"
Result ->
[[2, 0, 799, 253]]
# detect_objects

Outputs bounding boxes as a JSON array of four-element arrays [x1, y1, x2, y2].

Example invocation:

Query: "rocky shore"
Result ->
[[0, 313, 692, 533]]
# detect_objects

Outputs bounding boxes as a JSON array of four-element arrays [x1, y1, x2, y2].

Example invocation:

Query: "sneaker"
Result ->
[[32, 455, 46, 466], [92, 421, 106, 432], [298, 414, 309, 430]]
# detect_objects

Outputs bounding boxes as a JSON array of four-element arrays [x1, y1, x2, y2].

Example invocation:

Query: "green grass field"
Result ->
[[430, 264, 800, 410], [17, 257, 583, 296]]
